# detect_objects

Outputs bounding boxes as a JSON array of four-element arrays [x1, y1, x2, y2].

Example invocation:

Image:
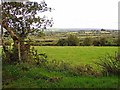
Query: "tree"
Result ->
[[93, 39, 100, 46], [57, 39, 68, 46], [99, 37, 107, 46], [0, 1, 53, 63], [83, 37, 92, 46], [67, 34, 79, 46]]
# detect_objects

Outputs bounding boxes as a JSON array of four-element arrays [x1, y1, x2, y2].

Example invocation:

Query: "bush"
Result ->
[[67, 34, 79, 46], [29, 47, 47, 65], [2, 46, 19, 64], [2, 45, 48, 66], [95, 52, 120, 76]]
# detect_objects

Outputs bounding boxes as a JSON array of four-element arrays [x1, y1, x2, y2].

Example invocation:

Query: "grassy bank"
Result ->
[[3, 64, 118, 88]]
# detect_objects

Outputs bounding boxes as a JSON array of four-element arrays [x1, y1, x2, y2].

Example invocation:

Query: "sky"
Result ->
[[1, 0, 120, 29], [29, 0, 119, 29]]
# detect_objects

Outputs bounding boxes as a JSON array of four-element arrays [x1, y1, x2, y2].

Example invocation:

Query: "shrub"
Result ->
[[29, 47, 47, 65], [2, 46, 19, 64], [2, 45, 48, 66]]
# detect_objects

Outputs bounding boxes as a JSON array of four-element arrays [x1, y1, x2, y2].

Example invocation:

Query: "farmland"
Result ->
[[2, 30, 119, 88], [2, 46, 119, 88], [1, 1, 119, 89], [1, 27, 119, 88], [35, 46, 118, 66]]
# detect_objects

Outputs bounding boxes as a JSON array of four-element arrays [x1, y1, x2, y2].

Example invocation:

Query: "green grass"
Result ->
[[2, 46, 119, 88], [3, 64, 119, 88], [35, 46, 118, 66]]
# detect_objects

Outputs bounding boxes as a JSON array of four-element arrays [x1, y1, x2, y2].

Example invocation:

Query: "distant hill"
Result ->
[[46, 28, 117, 32], [0, 27, 117, 34]]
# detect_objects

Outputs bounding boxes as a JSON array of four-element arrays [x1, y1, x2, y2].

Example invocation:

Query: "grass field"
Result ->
[[35, 46, 118, 66], [2, 46, 119, 88]]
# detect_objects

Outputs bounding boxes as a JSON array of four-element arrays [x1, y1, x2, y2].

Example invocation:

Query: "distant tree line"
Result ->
[[56, 35, 118, 46], [57, 35, 79, 46], [4, 34, 118, 46]]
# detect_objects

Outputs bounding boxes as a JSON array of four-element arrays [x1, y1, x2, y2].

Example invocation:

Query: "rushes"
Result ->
[[95, 52, 120, 76]]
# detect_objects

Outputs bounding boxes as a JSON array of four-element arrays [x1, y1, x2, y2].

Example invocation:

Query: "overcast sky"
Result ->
[[5, 0, 120, 29], [43, 0, 119, 29]]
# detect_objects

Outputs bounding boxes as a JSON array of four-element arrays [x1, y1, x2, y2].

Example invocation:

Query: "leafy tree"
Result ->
[[99, 37, 107, 46], [0, 1, 53, 62], [113, 38, 119, 46], [83, 37, 92, 46], [57, 39, 68, 46], [93, 39, 100, 46], [67, 34, 79, 46], [101, 29, 106, 31], [105, 39, 113, 46]]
